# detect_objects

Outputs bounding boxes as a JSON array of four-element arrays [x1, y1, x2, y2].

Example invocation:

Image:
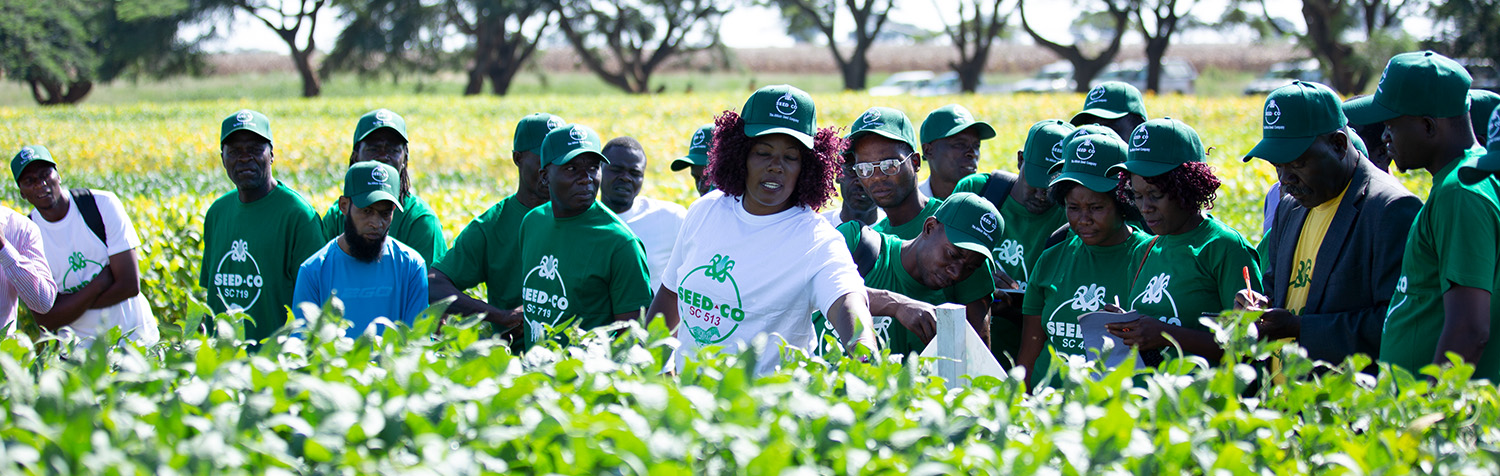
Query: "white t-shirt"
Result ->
[[819, 207, 884, 228], [615, 196, 686, 292], [918, 178, 934, 198], [30, 190, 158, 345], [663, 190, 866, 375]]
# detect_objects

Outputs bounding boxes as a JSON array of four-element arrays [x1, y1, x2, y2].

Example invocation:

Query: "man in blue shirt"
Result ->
[[293, 161, 429, 336]]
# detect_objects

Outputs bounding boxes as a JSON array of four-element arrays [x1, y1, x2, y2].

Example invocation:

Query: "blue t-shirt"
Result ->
[[292, 237, 430, 336]]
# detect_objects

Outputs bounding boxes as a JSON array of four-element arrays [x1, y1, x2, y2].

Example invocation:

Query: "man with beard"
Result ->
[[1349, 52, 1500, 379], [201, 110, 324, 345], [600, 136, 686, 293], [821, 163, 883, 227], [318, 109, 447, 264], [844, 107, 995, 347], [953, 119, 1074, 367], [293, 162, 428, 336], [429, 112, 562, 335], [1236, 81, 1421, 365], [13, 145, 157, 345], [516, 124, 652, 348], [670, 124, 715, 196], [918, 104, 996, 199]]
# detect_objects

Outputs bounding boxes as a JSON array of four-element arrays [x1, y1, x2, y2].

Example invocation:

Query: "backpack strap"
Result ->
[[979, 170, 1018, 209], [851, 225, 883, 278], [70, 188, 107, 245]]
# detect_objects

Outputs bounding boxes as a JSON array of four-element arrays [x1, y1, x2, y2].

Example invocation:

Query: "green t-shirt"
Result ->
[[872, 197, 943, 240], [1021, 228, 1152, 361], [812, 224, 994, 356], [1127, 216, 1262, 331], [517, 202, 653, 348], [432, 194, 536, 309], [954, 172, 1069, 291], [321, 194, 447, 264], [1381, 148, 1500, 379], [200, 182, 325, 344]]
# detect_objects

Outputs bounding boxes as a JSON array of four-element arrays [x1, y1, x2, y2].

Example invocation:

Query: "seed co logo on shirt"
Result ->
[[771, 91, 801, 123], [994, 240, 1028, 291], [678, 254, 746, 345], [1489, 108, 1500, 143], [1264, 100, 1283, 129], [522, 254, 571, 342], [1046, 283, 1108, 353], [213, 239, 265, 312], [1134, 272, 1181, 324], [60, 252, 105, 294]]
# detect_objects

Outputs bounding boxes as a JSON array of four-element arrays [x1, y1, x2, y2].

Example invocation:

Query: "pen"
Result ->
[[1243, 266, 1252, 291]]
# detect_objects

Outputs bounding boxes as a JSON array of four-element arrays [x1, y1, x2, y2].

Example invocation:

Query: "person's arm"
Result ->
[[1017, 314, 1044, 391], [826, 291, 878, 354], [645, 286, 680, 331], [966, 297, 992, 348], [613, 309, 643, 323], [0, 227, 56, 314], [866, 287, 935, 343], [89, 250, 142, 309], [1432, 286, 1492, 366], [33, 267, 112, 330], [427, 269, 523, 332], [402, 258, 430, 327], [407, 212, 448, 265], [1106, 318, 1224, 362]]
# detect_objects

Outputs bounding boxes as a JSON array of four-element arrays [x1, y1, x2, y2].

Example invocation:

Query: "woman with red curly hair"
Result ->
[[646, 85, 878, 375], [1105, 118, 1263, 363]]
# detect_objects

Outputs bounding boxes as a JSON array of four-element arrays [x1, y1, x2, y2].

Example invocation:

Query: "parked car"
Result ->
[[869, 70, 935, 96], [1244, 59, 1324, 95], [1089, 59, 1198, 94], [908, 72, 1007, 96], [1458, 58, 1500, 93], [1011, 61, 1076, 94]]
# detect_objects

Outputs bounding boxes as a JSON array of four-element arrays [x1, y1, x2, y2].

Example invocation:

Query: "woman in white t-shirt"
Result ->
[[647, 85, 877, 375]]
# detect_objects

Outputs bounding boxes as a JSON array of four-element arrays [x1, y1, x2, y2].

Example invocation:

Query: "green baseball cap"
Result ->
[[1244, 81, 1345, 164], [1344, 51, 1472, 125], [1021, 120, 1077, 188], [1050, 134, 1128, 194], [344, 161, 403, 211], [919, 104, 996, 145], [352, 108, 408, 147], [541, 123, 608, 167], [10, 145, 55, 181], [933, 192, 1003, 263], [1346, 126, 1369, 157], [220, 109, 273, 144], [741, 84, 817, 148], [514, 112, 566, 155], [1071, 81, 1148, 125], [1459, 106, 1500, 182], [847, 107, 920, 152], [1047, 124, 1121, 175], [1121, 117, 1204, 177], [1470, 89, 1500, 141], [671, 124, 715, 172]]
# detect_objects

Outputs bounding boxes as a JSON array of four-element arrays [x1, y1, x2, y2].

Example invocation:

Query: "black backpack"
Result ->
[[979, 170, 1018, 209], [32, 189, 107, 244], [850, 225, 882, 277]]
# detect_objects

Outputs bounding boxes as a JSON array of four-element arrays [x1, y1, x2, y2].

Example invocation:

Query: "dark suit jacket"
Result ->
[[1264, 159, 1421, 363]]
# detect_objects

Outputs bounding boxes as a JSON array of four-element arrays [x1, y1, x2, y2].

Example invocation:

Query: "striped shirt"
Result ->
[[0, 206, 56, 333]]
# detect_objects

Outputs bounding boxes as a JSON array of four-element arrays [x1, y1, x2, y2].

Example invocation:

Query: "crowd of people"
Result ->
[[5, 50, 1500, 386]]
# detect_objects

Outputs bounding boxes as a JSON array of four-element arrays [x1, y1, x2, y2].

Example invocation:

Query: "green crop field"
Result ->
[[0, 92, 1488, 474]]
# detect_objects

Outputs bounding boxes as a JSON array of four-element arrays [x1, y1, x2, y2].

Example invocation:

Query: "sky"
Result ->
[[197, 1, 1430, 53]]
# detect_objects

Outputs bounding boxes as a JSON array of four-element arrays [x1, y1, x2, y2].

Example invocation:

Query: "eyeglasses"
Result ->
[[850, 152, 916, 179]]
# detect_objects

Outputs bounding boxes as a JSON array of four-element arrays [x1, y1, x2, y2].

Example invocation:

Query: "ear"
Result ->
[[1016, 150, 1025, 167], [1423, 117, 1440, 138], [910, 153, 922, 173], [338, 196, 352, 217], [922, 216, 940, 237], [920, 143, 933, 161]]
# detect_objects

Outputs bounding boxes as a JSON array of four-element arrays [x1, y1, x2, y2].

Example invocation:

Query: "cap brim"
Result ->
[[1243, 136, 1316, 164], [13, 158, 57, 181], [942, 227, 995, 263], [1047, 160, 1066, 176], [1342, 95, 1400, 126], [1023, 162, 1054, 188], [671, 156, 705, 171], [1118, 159, 1179, 177], [1460, 149, 1500, 183], [744, 124, 814, 148], [848, 129, 917, 150], [352, 191, 403, 211], [1051, 172, 1118, 193], [1071, 109, 1128, 125], [936, 122, 998, 142], [553, 149, 608, 167], [222, 128, 272, 145], [355, 126, 408, 146]]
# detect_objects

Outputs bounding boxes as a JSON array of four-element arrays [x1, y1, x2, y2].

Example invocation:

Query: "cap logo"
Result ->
[[1376, 68, 1388, 94], [235, 111, 253, 123], [692, 129, 706, 146], [1049, 140, 1065, 163], [18, 148, 35, 161], [775, 91, 798, 116], [1130, 126, 1149, 148], [860, 109, 883, 128], [1264, 100, 1282, 126], [370, 166, 390, 184], [1076, 139, 1097, 162], [569, 127, 587, 141], [954, 108, 972, 123], [1086, 86, 1106, 104], [546, 117, 563, 131], [374, 110, 393, 123], [977, 212, 999, 238]]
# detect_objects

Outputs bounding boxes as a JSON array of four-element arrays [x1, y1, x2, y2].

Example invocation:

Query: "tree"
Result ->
[[1019, 0, 1132, 93], [772, 0, 895, 91], [1136, 0, 1199, 93], [322, 0, 449, 84], [0, 0, 218, 105], [1429, 0, 1500, 69], [1224, 0, 1415, 94], [450, 0, 555, 95], [550, 0, 724, 94], [938, 0, 1012, 93], [227, 0, 332, 97]]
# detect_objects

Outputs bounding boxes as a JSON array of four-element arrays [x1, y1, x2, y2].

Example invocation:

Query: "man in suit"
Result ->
[[1236, 81, 1422, 365]]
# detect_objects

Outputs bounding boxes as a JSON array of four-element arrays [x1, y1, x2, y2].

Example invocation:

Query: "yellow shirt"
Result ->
[[1284, 183, 1350, 314]]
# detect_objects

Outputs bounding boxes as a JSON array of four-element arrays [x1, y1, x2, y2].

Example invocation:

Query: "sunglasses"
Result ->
[[849, 152, 916, 179]]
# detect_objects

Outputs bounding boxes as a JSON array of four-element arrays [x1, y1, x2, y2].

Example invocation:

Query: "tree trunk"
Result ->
[[1303, 0, 1359, 94], [841, 51, 870, 90], [28, 78, 92, 105], [291, 49, 322, 98], [1144, 38, 1168, 93], [954, 56, 985, 93], [465, 32, 495, 96]]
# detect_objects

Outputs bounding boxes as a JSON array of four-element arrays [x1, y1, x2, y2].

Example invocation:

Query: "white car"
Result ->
[[1011, 61, 1076, 94], [1244, 59, 1323, 95], [868, 71, 936, 96], [1089, 59, 1198, 94]]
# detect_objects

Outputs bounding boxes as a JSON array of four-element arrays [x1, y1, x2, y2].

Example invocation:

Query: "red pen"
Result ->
[[1243, 266, 1252, 291]]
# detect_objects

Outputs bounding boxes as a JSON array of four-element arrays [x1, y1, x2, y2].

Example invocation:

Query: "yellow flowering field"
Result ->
[[0, 92, 1435, 322]]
